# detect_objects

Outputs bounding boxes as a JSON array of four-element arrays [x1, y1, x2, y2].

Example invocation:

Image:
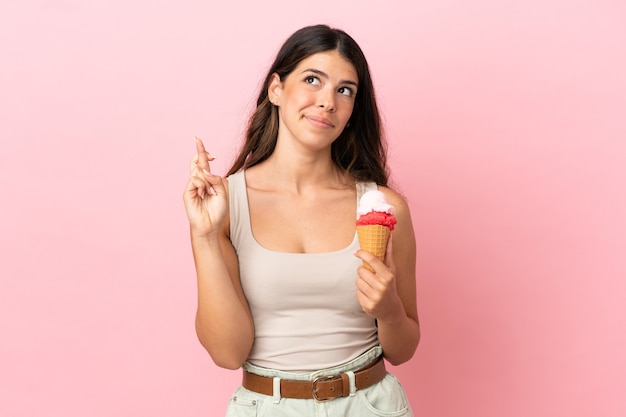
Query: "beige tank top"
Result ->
[[228, 171, 379, 371]]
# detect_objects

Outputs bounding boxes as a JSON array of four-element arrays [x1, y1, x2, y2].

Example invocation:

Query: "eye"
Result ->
[[338, 86, 355, 97], [305, 76, 321, 85]]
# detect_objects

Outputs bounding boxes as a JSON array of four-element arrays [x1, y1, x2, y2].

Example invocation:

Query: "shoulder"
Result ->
[[377, 185, 415, 239], [377, 186, 417, 276], [377, 186, 411, 216]]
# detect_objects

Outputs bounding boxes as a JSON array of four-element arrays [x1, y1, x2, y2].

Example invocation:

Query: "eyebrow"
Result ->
[[302, 68, 359, 88]]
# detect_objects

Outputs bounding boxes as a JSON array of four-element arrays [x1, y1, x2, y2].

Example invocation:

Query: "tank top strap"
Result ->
[[227, 171, 252, 248], [356, 181, 378, 217]]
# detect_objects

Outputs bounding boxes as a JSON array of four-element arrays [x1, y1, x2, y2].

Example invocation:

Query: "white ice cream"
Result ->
[[357, 190, 395, 216]]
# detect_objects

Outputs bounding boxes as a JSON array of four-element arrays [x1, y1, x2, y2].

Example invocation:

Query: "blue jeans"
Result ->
[[226, 346, 413, 417]]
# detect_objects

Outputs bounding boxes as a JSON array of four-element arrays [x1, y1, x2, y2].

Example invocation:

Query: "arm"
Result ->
[[191, 223, 254, 369], [183, 138, 254, 369], [354, 188, 420, 365]]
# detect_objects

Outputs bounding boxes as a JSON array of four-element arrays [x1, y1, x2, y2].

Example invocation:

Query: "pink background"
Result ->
[[1, 1, 625, 416]]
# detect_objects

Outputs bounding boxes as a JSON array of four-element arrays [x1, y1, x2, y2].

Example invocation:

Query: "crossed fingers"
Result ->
[[191, 136, 217, 197]]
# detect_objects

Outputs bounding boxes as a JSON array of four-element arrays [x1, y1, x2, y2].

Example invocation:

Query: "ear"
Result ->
[[267, 73, 282, 105]]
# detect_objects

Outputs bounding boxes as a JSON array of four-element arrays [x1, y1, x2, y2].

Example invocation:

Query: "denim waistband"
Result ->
[[241, 345, 383, 382]]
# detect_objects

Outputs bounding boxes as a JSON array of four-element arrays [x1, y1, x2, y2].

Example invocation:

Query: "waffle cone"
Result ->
[[356, 224, 391, 272]]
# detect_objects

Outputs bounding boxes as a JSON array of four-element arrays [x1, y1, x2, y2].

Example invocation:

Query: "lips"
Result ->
[[304, 114, 335, 128]]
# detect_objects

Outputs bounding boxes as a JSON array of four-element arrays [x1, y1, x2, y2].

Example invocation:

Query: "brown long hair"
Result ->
[[227, 24, 388, 186]]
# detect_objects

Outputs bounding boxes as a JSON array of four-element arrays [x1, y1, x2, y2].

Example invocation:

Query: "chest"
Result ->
[[248, 189, 357, 253]]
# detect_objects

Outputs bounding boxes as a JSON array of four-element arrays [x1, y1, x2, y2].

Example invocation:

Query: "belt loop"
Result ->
[[272, 377, 281, 404], [345, 370, 357, 396]]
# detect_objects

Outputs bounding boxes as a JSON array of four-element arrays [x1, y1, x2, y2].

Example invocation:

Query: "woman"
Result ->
[[183, 24, 419, 416]]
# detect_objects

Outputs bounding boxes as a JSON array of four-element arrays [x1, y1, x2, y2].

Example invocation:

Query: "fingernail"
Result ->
[[209, 186, 217, 196], [203, 169, 210, 176]]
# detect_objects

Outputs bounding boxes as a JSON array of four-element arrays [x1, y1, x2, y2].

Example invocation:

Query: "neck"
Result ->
[[252, 144, 351, 194]]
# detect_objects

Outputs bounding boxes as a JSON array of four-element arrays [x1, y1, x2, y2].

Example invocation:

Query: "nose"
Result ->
[[317, 88, 336, 112]]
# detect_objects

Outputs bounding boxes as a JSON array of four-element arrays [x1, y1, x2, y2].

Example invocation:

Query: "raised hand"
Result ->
[[183, 137, 228, 238]]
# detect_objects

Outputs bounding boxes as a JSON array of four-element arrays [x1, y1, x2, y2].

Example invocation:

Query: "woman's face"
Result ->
[[269, 50, 358, 152]]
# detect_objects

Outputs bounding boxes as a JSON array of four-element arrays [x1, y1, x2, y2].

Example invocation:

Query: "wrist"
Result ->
[[189, 229, 221, 245], [377, 304, 407, 326]]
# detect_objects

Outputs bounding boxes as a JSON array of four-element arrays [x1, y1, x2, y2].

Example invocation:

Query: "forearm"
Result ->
[[192, 233, 254, 369], [377, 313, 420, 366]]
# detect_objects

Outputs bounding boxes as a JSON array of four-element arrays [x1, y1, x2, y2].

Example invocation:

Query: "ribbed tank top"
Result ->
[[228, 171, 379, 371]]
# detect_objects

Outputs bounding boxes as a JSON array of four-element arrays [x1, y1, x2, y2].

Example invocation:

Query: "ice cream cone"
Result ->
[[356, 224, 391, 272]]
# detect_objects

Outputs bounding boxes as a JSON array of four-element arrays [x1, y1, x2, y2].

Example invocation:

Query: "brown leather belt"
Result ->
[[242, 357, 386, 401]]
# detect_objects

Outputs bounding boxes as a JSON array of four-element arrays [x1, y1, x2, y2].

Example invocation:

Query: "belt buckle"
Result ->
[[312, 375, 337, 402]]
